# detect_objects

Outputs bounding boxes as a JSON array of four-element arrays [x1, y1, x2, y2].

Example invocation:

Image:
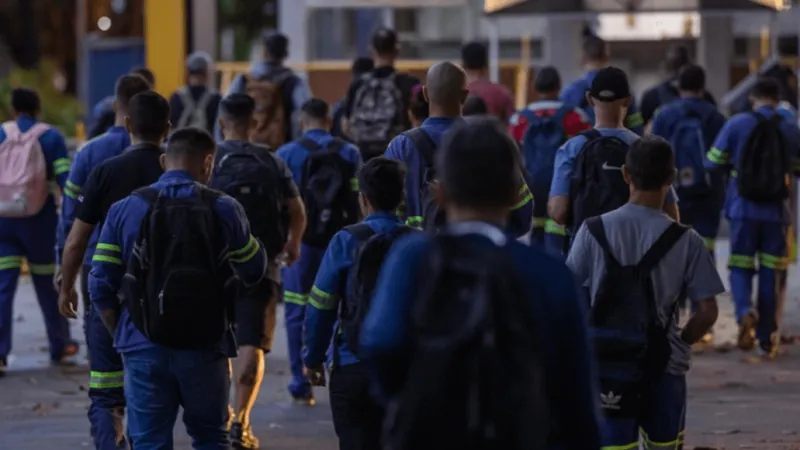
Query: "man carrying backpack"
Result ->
[[332, 57, 375, 141], [212, 94, 307, 449], [219, 32, 311, 149], [343, 28, 420, 161], [509, 66, 591, 254], [560, 34, 644, 135], [303, 157, 410, 450], [461, 41, 515, 122], [0, 88, 76, 375], [361, 118, 602, 450], [567, 136, 721, 450], [90, 128, 267, 449], [89, 68, 156, 140], [548, 67, 680, 253], [276, 98, 362, 403], [706, 78, 800, 360], [385, 61, 532, 236], [169, 51, 221, 134], [639, 45, 716, 128]]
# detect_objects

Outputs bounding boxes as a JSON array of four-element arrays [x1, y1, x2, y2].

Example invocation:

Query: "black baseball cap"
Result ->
[[590, 66, 631, 102]]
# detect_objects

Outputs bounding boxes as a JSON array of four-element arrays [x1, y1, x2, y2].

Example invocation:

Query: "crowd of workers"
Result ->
[[0, 23, 798, 450]]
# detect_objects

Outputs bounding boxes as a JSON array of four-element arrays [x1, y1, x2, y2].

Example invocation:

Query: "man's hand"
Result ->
[[53, 265, 62, 291], [303, 365, 326, 387], [58, 287, 79, 319], [284, 240, 301, 266]]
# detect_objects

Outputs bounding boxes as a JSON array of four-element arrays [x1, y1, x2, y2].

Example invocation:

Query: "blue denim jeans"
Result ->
[[123, 346, 231, 450]]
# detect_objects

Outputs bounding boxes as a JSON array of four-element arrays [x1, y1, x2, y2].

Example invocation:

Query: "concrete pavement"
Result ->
[[0, 238, 799, 449]]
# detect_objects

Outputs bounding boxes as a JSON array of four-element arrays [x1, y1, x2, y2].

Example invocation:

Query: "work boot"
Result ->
[[737, 311, 758, 351], [230, 422, 260, 450], [292, 390, 316, 406], [0, 357, 6, 378]]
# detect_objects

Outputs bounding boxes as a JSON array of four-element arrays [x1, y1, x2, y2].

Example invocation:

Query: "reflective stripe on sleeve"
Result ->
[[228, 235, 260, 263], [54, 158, 71, 175], [0, 256, 23, 271], [625, 112, 644, 129], [89, 370, 124, 390], [309, 286, 337, 310], [284, 291, 308, 306], [544, 219, 566, 236], [706, 147, 729, 165]]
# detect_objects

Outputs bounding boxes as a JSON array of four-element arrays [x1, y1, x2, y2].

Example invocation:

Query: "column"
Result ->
[[544, 18, 585, 85], [697, 15, 733, 102], [191, 0, 217, 57], [279, 0, 309, 64], [144, 0, 186, 97]]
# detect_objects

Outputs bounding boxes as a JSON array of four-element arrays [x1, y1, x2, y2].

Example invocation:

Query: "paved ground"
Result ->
[[1, 239, 800, 450]]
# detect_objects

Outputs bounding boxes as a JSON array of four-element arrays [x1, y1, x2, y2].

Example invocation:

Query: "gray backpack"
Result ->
[[349, 72, 404, 159], [176, 87, 216, 131]]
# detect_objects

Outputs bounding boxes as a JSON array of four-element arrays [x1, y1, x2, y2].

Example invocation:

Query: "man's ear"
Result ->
[[422, 85, 430, 103], [622, 164, 632, 185], [432, 180, 446, 207], [459, 88, 469, 106], [586, 92, 594, 108], [124, 116, 132, 134], [159, 153, 167, 171], [666, 167, 676, 186]]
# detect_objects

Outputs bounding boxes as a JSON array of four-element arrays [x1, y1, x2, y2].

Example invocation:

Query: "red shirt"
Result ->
[[508, 100, 591, 143], [468, 79, 516, 122]]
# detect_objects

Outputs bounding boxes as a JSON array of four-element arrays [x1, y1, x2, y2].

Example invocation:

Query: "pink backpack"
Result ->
[[0, 121, 50, 218]]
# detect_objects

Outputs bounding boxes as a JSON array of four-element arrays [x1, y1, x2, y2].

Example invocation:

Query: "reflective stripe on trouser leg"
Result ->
[[0, 257, 22, 359], [642, 429, 685, 449], [88, 307, 125, 450]]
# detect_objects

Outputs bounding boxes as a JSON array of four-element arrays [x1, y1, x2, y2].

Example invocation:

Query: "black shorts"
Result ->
[[234, 278, 279, 352]]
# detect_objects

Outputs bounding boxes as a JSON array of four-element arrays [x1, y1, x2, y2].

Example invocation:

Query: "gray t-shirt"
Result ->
[[566, 203, 725, 375]]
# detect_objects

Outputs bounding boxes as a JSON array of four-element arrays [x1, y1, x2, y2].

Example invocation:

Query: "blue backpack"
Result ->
[[669, 106, 712, 199], [520, 106, 571, 201]]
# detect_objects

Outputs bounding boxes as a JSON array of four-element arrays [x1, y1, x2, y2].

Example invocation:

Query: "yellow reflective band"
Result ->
[[350, 177, 359, 192], [96, 243, 121, 253], [92, 254, 123, 265], [0, 256, 23, 270], [759, 253, 789, 270], [625, 112, 644, 129], [601, 443, 639, 450], [63, 188, 79, 199], [90, 381, 124, 389], [54, 158, 71, 175], [90, 370, 124, 378], [29, 263, 55, 275], [228, 235, 260, 263], [512, 185, 533, 211], [642, 428, 684, 449], [309, 286, 337, 310], [702, 237, 715, 251], [532, 217, 547, 229], [284, 291, 308, 306], [728, 254, 755, 269], [66, 180, 81, 193], [406, 216, 423, 230], [706, 147, 729, 165], [545, 219, 566, 236]]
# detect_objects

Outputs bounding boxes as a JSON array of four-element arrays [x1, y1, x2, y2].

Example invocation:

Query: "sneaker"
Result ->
[[744, 345, 777, 364], [230, 422, 260, 450], [737, 311, 758, 351], [292, 391, 316, 406], [0, 357, 6, 378]]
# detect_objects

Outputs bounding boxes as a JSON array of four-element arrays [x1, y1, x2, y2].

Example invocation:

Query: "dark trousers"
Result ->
[[329, 363, 384, 450]]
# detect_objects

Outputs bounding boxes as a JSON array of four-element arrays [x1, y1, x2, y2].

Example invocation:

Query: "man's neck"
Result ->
[[130, 137, 160, 147], [114, 114, 125, 127], [225, 133, 249, 142], [537, 93, 559, 102], [594, 118, 624, 129], [753, 100, 779, 110], [628, 190, 666, 210], [465, 70, 488, 83], [584, 61, 607, 72], [374, 58, 394, 69], [679, 91, 703, 100], [429, 105, 462, 119], [447, 208, 508, 227]]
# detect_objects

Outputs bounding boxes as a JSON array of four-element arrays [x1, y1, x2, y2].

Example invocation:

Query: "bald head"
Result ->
[[424, 62, 468, 108]]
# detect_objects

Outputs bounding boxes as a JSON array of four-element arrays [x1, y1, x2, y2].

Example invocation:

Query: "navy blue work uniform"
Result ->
[[77, 143, 164, 450], [706, 105, 800, 353], [384, 117, 534, 236], [276, 129, 362, 399], [304, 212, 403, 449], [651, 97, 726, 252], [360, 222, 602, 449], [90, 170, 267, 450], [560, 70, 645, 135], [0, 116, 74, 364]]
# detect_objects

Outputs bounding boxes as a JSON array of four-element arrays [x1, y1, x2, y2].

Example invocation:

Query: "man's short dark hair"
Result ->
[[219, 93, 255, 126], [409, 85, 429, 122], [130, 67, 155, 86], [582, 35, 608, 61], [461, 42, 488, 71], [263, 32, 289, 60], [625, 136, 675, 191], [352, 57, 374, 76], [115, 74, 151, 112], [678, 65, 705, 92], [534, 66, 561, 93], [437, 117, 519, 209], [750, 77, 781, 102], [463, 95, 488, 116], [371, 27, 398, 56], [128, 91, 170, 141], [300, 98, 329, 122], [358, 157, 405, 212], [665, 45, 691, 75], [11, 88, 40, 116], [166, 127, 216, 159]]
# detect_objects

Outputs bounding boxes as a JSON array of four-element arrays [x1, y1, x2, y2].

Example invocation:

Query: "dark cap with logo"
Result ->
[[590, 67, 631, 102]]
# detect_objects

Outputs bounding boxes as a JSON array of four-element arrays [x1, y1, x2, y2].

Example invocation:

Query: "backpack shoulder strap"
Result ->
[[585, 217, 620, 267], [344, 223, 376, 242], [132, 186, 160, 204], [325, 138, 345, 153], [197, 185, 222, 207], [579, 128, 602, 142], [195, 90, 214, 110], [553, 104, 573, 122], [404, 128, 436, 167], [636, 222, 688, 272], [298, 138, 322, 152]]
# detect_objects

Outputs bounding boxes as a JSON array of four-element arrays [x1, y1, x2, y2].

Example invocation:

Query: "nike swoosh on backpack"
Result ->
[[601, 162, 622, 171]]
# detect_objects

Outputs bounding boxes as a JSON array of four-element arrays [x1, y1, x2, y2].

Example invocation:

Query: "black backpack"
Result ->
[[341, 223, 414, 359], [569, 130, 633, 234], [404, 128, 445, 231], [121, 186, 238, 349], [384, 233, 549, 450], [299, 138, 360, 247], [736, 112, 791, 203], [586, 217, 687, 418], [210, 142, 287, 258]]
